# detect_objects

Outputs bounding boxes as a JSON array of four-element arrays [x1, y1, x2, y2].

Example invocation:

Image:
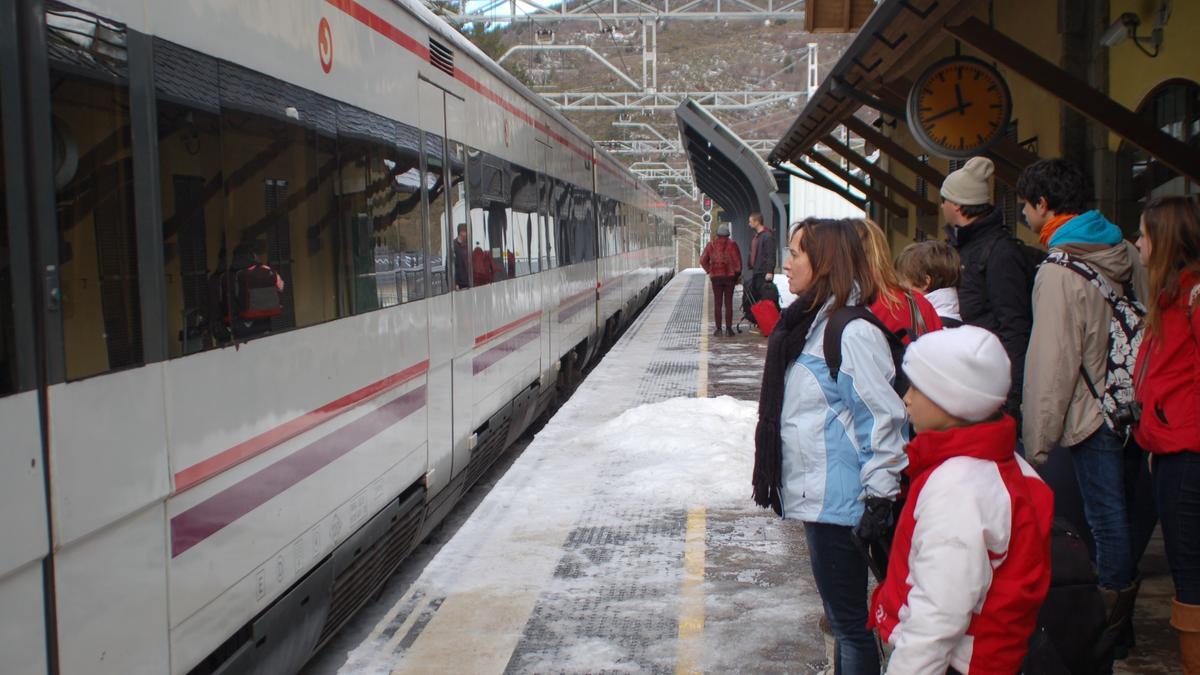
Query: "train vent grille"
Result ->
[[428, 38, 454, 76], [316, 494, 425, 647]]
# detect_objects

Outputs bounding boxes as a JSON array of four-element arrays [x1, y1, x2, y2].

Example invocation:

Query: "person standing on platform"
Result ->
[[753, 218, 907, 675], [1132, 196, 1200, 672], [942, 157, 1036, 422], [700, 223, 742, 336], [895, 240, 963, 326], [870, 326, 1052, 674], [854, 218, 943, 342], [746, 212, 777, 311], [1019, 158, 1150, 644]]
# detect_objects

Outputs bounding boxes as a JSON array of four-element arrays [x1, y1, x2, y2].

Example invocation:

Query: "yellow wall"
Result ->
[[1107, 0, 1200, 150]]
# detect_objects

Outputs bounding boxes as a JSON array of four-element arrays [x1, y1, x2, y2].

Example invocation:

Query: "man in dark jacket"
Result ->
[[746, 212, 777, 309], [942, 157, 1035, 422]]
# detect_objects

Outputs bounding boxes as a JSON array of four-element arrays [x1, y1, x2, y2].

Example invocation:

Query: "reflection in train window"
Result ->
[[337, 103, 423, 313], [467, 148, 511, 285], [447, 141, 470, 290], [511, 165, 538, 276], [47, 3, 144, 380], [540, 174, 556, 270], [424, 132, 449, 296], [217, 61, 341, 339]]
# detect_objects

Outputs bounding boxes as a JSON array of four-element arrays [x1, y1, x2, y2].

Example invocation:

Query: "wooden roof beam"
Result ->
[[945, 16, 1200, 185], [805, 151, 910, 218], [842, 116, 946, 189], [821, 134, 939, 214]]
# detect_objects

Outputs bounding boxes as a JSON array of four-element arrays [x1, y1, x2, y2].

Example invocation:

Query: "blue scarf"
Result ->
[[1048, 210, 1124, 248]]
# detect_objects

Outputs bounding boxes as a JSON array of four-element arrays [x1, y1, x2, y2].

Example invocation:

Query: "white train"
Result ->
[[0, 1, 674, 673]]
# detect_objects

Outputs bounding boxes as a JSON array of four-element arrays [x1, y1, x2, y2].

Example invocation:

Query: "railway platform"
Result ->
[[319, 270, 1176, 674]]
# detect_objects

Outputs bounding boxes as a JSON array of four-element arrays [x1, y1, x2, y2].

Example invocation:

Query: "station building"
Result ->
[[770, 0, 1197, 253]]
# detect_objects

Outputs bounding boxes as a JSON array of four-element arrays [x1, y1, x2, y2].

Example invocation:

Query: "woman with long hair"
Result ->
[[855, 219, 942, 342], [753, 218, 908, 674], [1133, 195, 1200, 672]]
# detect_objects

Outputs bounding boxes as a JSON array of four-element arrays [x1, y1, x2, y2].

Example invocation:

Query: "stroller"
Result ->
[[737, 274, 781, 335]]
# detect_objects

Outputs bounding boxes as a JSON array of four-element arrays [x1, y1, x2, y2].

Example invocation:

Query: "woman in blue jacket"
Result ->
[[753, 218, 909, 674]]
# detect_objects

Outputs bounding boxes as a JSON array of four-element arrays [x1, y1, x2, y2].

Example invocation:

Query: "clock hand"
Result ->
[[954, 84, 965, 111], [923, 101, 973, 124]]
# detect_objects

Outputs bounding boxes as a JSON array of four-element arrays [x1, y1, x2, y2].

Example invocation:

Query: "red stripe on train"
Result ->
[[474, 310, 542, 347], [473, 325, 542, 375], [174, 360, 429, 493], [170, 386, 427, 558]]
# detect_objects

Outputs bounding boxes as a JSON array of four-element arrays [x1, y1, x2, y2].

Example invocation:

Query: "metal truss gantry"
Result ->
[[541, 90, 803, 111], [429, 0, 806, 24], [596, 138, 776, 154]]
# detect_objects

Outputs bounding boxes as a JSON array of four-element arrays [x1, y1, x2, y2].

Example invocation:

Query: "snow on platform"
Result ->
[[335, 271, 826, 674]]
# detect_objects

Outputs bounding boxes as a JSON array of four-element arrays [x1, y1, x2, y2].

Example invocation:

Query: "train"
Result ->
[[0, 1, 675, 673]]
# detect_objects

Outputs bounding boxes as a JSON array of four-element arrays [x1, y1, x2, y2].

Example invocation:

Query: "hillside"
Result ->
[[456, 15, 853, 183]]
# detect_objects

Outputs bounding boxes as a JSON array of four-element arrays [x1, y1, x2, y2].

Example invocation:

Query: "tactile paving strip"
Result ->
[[633, 274, 705, 405], [504, 274, 706, 673], [504, 507, 688, 674]]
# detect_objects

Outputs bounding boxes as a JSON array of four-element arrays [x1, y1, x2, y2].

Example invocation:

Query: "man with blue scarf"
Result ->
[[1018, 158, 1151, 662]]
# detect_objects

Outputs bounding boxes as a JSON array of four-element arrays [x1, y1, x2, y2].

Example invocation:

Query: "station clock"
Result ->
[[906, 56, 1013, 159]]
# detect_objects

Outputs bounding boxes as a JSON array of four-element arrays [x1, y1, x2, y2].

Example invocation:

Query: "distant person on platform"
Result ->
[[700, 223, 743, 337], [453, 224, 471, 290], [942, 157, 1036, 424], [746, 211, 777, 307]]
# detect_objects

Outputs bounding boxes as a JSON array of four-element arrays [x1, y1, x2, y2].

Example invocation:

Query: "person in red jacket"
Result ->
[[1133, 195, 1200, 672], [853, 218, 943, 341], [700, 224, 743, 336], [870, 326, 1053, 673]]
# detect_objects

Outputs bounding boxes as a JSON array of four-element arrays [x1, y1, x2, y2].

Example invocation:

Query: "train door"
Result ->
[[536, 141, 552, 378], [0, 3, 52, 671], [443, 92, 474, 478], [418, 78, 454, 496]]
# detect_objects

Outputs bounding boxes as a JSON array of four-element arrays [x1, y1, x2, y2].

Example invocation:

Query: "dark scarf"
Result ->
[[752, 290, 821, 515]]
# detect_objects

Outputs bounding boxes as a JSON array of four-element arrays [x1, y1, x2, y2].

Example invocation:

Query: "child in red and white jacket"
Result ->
[[870, 326, 1054, 674]]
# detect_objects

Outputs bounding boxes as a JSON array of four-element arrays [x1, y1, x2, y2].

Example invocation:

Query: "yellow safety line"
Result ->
[[698, 277, 709, 398], [675, 506, 707, 674]]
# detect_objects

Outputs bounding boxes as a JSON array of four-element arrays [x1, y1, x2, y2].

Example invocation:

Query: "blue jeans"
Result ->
[[1070, 426, 1135, 589], [804, 522, 879, 675], [1153, 452, 1200, 604]]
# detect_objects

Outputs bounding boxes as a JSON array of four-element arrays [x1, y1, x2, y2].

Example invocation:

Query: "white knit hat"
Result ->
[[902, 326, 1011, 422], [940, 157, 994, 206], [717, 223, 731, 236]]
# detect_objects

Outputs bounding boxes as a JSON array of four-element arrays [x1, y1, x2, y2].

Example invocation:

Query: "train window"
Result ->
[[423, 132, 449, 296], [447, 141, 470, 290], [467, 148, 512, 285], [217, 62, 341, 339], [154, 40, 227, 357], [575, 188, 597, 262], [46, 4, 144, 380], [540, 174, 556, 270], [511, 165, 538, 276], [553, 181, 572, 267], [337, 103, 422, 312]]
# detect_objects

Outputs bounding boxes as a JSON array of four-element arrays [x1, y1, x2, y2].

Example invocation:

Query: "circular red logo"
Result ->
[[318, 18, 333, 73]]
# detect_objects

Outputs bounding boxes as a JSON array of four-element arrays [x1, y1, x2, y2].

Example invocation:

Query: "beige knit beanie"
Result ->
[[940, 157, 994, 206]]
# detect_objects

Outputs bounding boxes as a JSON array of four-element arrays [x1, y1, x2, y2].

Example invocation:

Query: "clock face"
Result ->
[[906, 56, 1013, 159]]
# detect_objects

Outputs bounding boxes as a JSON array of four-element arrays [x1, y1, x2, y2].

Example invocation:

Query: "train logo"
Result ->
[[318, 18, 333, 73]]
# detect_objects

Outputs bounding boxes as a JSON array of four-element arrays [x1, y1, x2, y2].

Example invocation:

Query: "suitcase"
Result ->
[[751, 299, 781, 337]]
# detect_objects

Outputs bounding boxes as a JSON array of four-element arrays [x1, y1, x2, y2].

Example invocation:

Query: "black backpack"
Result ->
[[822, 305, 909, 397], [1022, 518, 1114, 674], [979, 234, 1047, 288], [235, 265, 283, 320]]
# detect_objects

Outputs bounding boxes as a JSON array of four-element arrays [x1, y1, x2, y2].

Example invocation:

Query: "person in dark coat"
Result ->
[[745, 212, 777, 316], [453, 223, 471, 290], [942, 157, 1035, 423]]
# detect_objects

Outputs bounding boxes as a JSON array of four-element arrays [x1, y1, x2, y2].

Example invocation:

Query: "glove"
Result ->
[[855, 496, 895, 543]]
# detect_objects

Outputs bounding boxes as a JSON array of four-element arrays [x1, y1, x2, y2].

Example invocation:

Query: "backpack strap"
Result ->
[[904, 291, 928, 340], [1044, 251, 1132, 309], [1189, 284, 1200, 321], [823, 306, 904, 383]]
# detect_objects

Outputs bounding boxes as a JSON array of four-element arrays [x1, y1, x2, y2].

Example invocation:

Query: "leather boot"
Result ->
[[1099, 583, 1139, 659], [1172, 599, 1200, 674]]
